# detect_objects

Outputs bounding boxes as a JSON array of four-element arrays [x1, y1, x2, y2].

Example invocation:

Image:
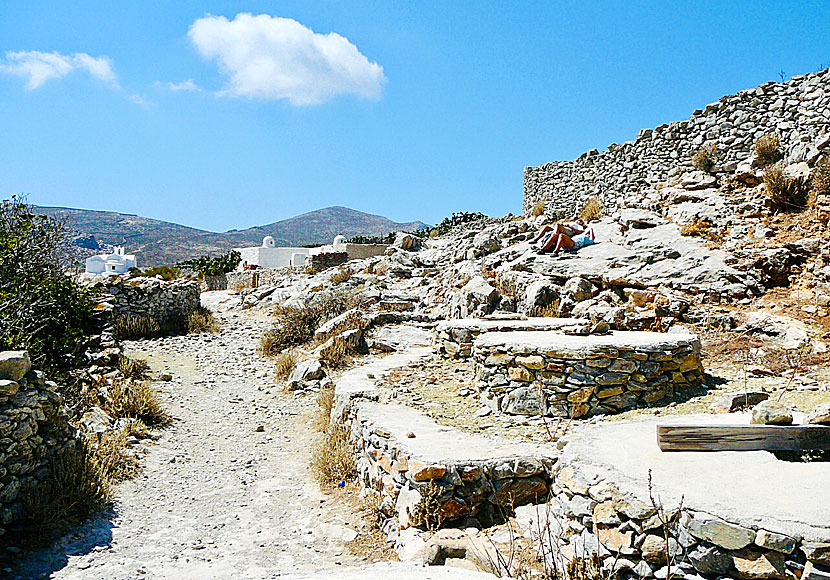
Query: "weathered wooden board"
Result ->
[[657, 425, 830, 451]]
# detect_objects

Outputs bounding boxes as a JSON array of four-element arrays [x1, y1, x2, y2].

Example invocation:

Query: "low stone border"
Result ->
[[435, 317, 581, 359], [473, 330, 702, 418], [332, 349, 558, 529]]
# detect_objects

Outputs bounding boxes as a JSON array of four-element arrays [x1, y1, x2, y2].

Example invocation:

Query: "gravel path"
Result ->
[[13, 298, 367, 579]]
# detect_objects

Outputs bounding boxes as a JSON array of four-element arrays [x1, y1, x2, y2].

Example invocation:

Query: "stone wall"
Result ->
[[435, 317, 581, 359], [94, 278, 201, 323], [348, 401, 556, 529], [0, 351, 73, 536], [550, 462, 830, 580], [308, 252, 348, 273], [473, 331, 702, 418], [524, 69, 830, 218], [226, 268, 289, 290]]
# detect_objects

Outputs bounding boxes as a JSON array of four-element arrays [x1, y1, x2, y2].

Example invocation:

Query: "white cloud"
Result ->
[[0, 50, 118, 89], [188, 13, 387, 105], [168, 79, 201, 92]]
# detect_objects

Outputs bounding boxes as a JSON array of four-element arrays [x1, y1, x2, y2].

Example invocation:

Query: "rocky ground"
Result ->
[[10, 298, 386, 580]]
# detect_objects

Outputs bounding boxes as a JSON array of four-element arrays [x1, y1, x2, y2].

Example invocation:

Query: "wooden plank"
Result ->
[[657, 425, 830, 452]]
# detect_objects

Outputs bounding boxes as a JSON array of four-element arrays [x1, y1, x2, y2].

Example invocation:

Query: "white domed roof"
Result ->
[[262, 236, 276, 248], [333, 234, 346, 247]]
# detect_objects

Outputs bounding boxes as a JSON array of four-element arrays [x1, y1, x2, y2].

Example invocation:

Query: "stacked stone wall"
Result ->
[[94, 278, 201, 322], [473, 332, 702, 418], [551, 463, 830, 580], [308, 252, 348, 273], [524, 69, 830, 218], [0, 351, 73, 536], [226, 268, 290, 289]]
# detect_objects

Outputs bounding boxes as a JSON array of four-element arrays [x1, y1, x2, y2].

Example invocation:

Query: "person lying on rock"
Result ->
[[532, 218, 586, 251], [543, 226, 596, 254]]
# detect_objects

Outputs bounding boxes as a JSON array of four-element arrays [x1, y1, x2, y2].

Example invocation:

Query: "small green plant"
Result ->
[[755, 133, 783, 167], [692, 143, 719, 173], [813, 156, 830, 197], [409, 480, 446, 532], [186, 305, 220, 334], [311, 423, 357, 486], [105, 380, 172, 426], [764, 163, 810, 212], [178, 250, 241, 277], [578, 195, 604, 222], [113, 314, 160, 340]]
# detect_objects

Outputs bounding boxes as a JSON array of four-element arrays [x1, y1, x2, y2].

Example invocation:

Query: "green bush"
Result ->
[[178, 250, 240, 277], [764, 163, 810, 212], [0, 197, 97, 370], [131, 265, 179, 280], [755, 133, 783, 167]]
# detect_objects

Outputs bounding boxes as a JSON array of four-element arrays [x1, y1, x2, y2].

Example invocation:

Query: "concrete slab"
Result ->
[[356, 401, 557, 465], [437, 317, 581, 333], [474, 329, 699, 353], [560, 413, 830, 542]]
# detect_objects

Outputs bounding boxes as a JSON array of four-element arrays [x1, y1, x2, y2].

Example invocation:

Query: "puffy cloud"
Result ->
[[188, 13, 386, 105], [168, 79, 202, 92], [0, 50, 118, 89]]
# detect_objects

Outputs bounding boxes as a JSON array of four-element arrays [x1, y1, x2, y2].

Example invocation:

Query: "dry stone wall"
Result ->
[[94, 278, 201, 322], [0, 351, 73, 536], [473, 331, 702, 418], [435, 317, 581, 359], [525, 69, 830, 217], [551, 462, 830, 580]]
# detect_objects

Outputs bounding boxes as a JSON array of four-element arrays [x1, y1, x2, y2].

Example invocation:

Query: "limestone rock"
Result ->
[[0, 351, 31, 382], [523, 279, 560, 314], [803, 562, 830, 580], [688, 544, 733, 575], [754, 529, 796, 554], [732, 548, 793, 580], [288, 359, 325, 384], [802, 542, 830, 565], [393, 232, 420, 251], [472, 231, 502, 256], [751, 401, 793, 425], [686, 512, 755, 550], [806, 403, 830, 425], [0, 380, 19, 397], [711, 391, 768, 413], [450, 276, 499, 319], [81, 406, 114, 434]]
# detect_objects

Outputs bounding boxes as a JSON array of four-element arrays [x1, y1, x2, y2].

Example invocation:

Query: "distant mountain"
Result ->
[[34, 205, 428, 266]]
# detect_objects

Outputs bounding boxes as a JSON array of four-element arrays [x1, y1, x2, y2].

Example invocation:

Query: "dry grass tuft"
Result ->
[[314, 384, 335, 431], [679, 217, 719, 239], [578, 195, 604, 222], [92, 429, 140, 483], [118, 356, 150, 380], [187, 305, 220, 334], [274, 351, 297, 379], [764, 163, 810, 213], [531, 200, 546, 217], [311, 423, 357, 486], [755, 133, 783, 167], [330, 267, 353, 285], [113, 314, 160, 340], [813, 156, 830, 197], [692, 143, 719, 173], [531, 302, 561, 317], [409, 480, 445, 532], [105, 380, 172, 426]]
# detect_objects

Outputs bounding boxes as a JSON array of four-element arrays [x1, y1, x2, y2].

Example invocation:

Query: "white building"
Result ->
[[237, 236, 312, 270], [83, 246, 137, 279]]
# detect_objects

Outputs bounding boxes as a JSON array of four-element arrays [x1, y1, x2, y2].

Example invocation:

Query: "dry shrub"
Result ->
[[764, 163, 810, 212], [531, 200, 546, 218], [113, 314, 159, 340], [118, 356, 150, 380], [124, 418, 150, 439], [187, 305, 220, 334], [679, 217, 718, 239], [274, 351, 297, 379], [481, 268, 497, 281], [813, 156, 830, 197], [531, 302, 560, 317], [314, 384, 335, 431], [409, 480, 445, 532], [375, 262, 389, 275], [105, 380, 172, 426], [692, 143, 719, 173], [755, 133, 782, 167], [92, 429, 140, 483], [319, 337, 354, 369], [579, 195, 604, 222], [311, 423, 356, 486], [20, 439, 110, 538], [330, 267, 353, 285]]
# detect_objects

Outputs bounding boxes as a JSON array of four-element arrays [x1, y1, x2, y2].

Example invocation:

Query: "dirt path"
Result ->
[[14, 297, 366, 579]]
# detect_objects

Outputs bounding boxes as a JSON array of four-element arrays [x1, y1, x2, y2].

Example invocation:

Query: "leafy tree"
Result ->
[[0, 197, 97, 370], [178, 250, 241, 277]]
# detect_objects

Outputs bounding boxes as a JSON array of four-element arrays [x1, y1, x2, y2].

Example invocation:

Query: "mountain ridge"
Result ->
[[34, 205, 428, 266]]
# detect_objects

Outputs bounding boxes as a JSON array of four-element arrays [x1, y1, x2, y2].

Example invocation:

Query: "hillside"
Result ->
[[34, 205, 428, 266]]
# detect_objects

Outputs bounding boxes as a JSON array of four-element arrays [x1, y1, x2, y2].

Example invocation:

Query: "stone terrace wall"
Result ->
[[524, 69, 830, 217], [435, 318, 581, 359], [473, 331, 702, 418], [226, 268, 289, 290], [551, 462, 830, 580], [94, 278, 201, 322], [0, 351, 73, 536]]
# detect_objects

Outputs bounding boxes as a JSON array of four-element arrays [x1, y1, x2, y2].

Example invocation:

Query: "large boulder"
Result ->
[[523, 279, 560, 314], [472, 231, 502, 256], [393, 232, 420, 251], [0, 351, 31, 382], [288, 359, 325, 384], [449, 276, 499, 319]]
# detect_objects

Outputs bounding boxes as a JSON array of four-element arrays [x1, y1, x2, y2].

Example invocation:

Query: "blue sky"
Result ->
[[1, 2, 829, 231]]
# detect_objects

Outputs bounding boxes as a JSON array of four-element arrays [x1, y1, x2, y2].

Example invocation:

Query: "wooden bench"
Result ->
[[657, 425, 830, 451]]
